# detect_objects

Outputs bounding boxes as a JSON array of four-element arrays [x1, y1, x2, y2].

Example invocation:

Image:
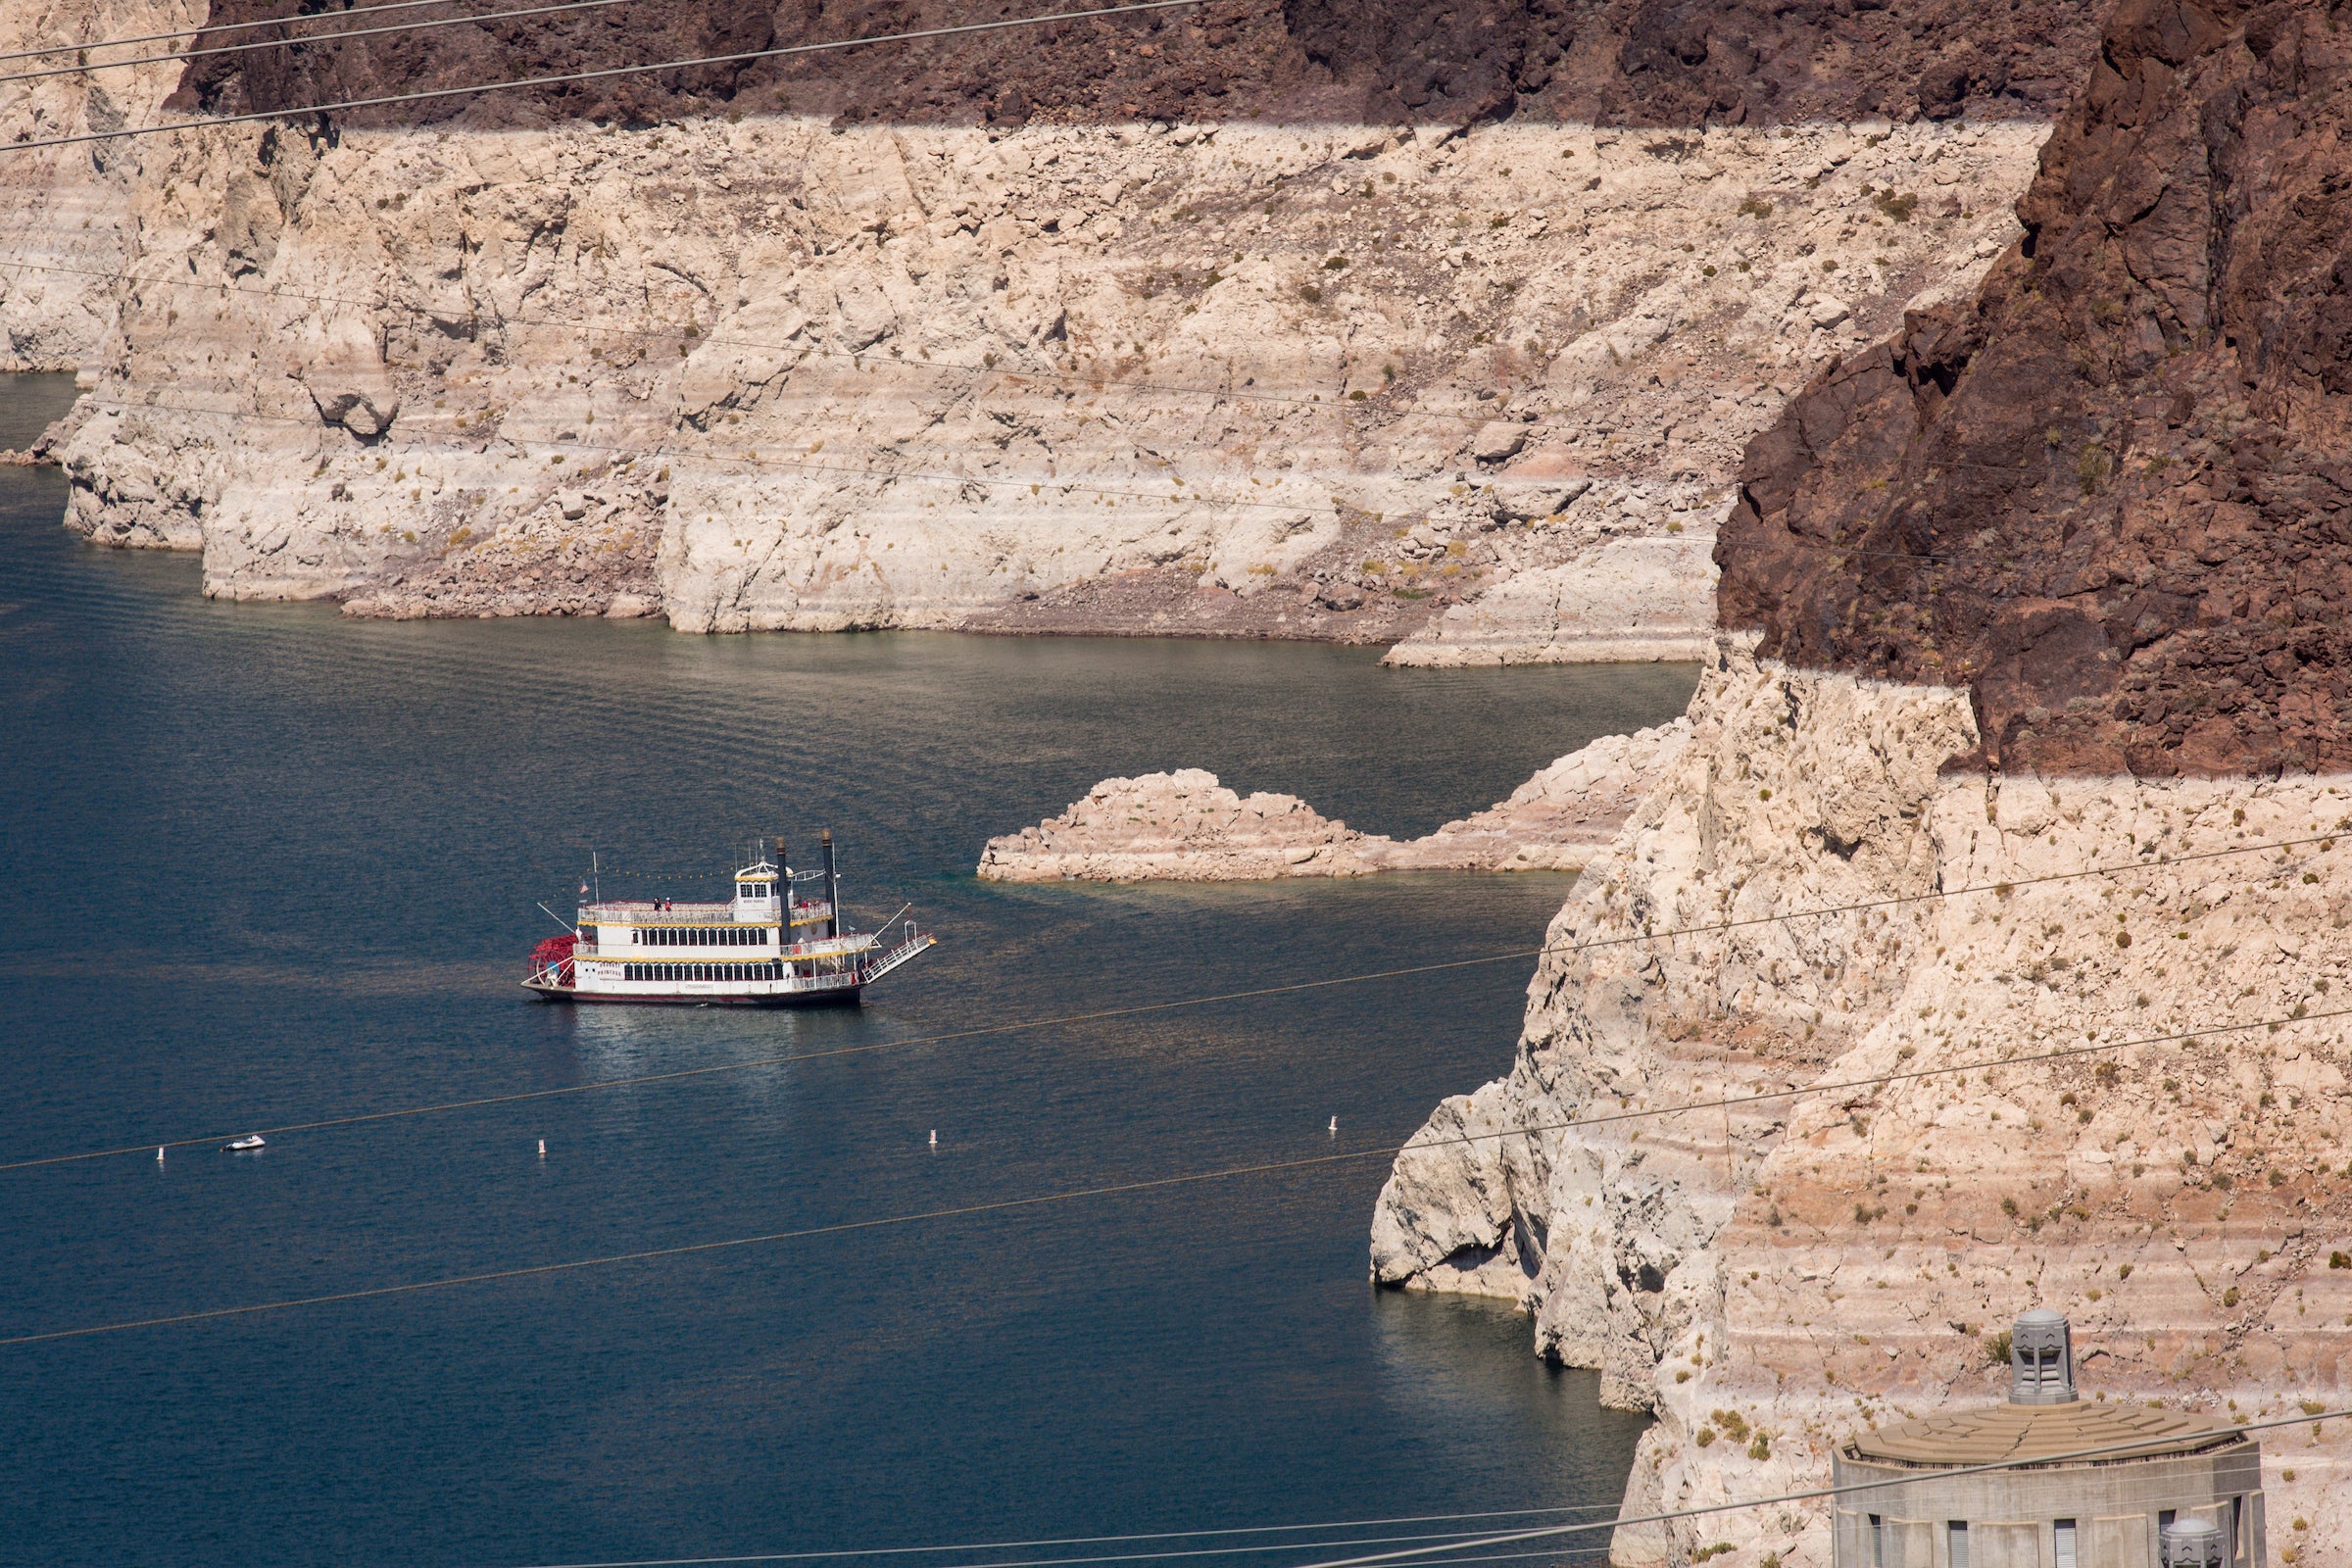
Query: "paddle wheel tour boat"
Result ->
[[523, 829, 935, 1006]]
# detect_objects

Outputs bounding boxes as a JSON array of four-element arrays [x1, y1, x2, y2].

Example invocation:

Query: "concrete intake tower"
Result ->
[[1830, 1312, 2267, 1568]]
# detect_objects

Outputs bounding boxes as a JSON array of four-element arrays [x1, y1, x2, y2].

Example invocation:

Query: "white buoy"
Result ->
[[157, 1146, 165, 1163], [1329, 1117, 1338, 1135], [537, 1139, 547, 1158], [929, 1129, 938, 1148]]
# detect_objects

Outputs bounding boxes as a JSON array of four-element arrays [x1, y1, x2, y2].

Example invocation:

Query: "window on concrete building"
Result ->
[[1947, 1522, 1969, 1568], [2054, 1520, 2077, 1568], [1868, 1515, 1884, 1568]]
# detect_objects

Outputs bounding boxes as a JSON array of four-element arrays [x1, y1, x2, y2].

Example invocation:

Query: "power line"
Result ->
[[516, 1528, 1589, 1568], [1236, 1551, 1606, 1568], [0, 261, 1560, 429], [0, 953, 1578, 1173], [0, 0, 650, 89], [6, 279, 2197, 566], [478, 1500, 1625, 1568], [5, 828, 2335, 1176], [1280, 1409, 2349, 1568], [61, 391, 1341, 514], [31, 393, 2273, 582], [476, 1426, 2339, 1568], [0, 0, 1220, 155], [5, 998, 2345, 1348], [511, 1546, 1612, 1568], [0, 0, 580, 67]]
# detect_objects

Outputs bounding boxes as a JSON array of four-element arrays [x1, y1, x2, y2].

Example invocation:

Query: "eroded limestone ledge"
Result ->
[[976, 721, 1689, 881], [1372, 639, 2352, 1567], [40, 112, 2045, 653]]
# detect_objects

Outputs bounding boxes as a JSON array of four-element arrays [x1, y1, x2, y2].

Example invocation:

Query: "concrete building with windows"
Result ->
[[1830, 1312, 2267, 1568]]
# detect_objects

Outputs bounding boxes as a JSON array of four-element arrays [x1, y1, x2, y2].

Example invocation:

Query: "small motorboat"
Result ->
[[223, 1134, 266, 1152]]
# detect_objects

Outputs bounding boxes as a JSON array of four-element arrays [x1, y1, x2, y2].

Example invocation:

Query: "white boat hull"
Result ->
[[523, 932, 936, 1007]]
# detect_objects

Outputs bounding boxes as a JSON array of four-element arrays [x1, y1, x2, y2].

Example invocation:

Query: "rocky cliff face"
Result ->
[[37, 104, 2044, 646], [165, 0, 2101, 132], [1372, 640, 2352, 1566], [1377, 3, 2352, 1561], [1718, 0, 2352, 776], [0, 0, 201, 371]]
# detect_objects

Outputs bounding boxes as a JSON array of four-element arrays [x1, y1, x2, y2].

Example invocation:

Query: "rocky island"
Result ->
[[977, 720, 1689, 879]]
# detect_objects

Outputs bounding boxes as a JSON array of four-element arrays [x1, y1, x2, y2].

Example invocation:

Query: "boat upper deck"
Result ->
[[583, 899, 832, 927]]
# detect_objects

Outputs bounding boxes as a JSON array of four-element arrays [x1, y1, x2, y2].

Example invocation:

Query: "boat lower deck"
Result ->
[[528, 981, 863, 1008]]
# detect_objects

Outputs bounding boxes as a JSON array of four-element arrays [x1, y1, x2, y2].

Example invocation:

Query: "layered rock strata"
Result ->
[[1372, 640, 2352, 1567], [977, 719, 1690, 880], [1378, 5, 2352, 1562], [1717, 0, 2352, 776], [168, 0, 2101, 134], [37, 109, 2046, 647], [0, 0, 201, 371]]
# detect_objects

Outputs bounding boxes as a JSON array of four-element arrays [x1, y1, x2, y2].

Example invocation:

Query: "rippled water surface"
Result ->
[[0, 373, 1682, 1568]]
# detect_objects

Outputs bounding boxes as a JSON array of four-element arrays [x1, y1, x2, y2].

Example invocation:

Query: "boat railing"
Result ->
[[859, 920, 937, 986], [583, 900, 833, 928]]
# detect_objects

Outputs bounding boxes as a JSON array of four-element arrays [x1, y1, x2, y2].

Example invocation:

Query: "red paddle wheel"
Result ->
[[530, 934, 577, 987]]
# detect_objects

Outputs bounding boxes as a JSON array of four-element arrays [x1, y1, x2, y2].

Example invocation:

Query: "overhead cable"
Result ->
[[0, 0, 588, 66], [62, 393, 1336, 514], [492, 1466, 2312, 1568], [4, 998, 2347, 1347], [35, 391, 2301, 578], [5, 828, 2337, 1175], [501, 1527, 1595, 1568], [1276, 1409, 2352, 1568], [476, 1498, 1625, 1568], [0, 0, 649, 89], [0, 261, 1563, 428], [507, 1545, 1612, 1568], [0, 0, 1219, 155]]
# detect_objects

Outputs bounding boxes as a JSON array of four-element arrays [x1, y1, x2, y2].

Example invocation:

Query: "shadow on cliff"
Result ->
[[165, 0, 2097, 133]]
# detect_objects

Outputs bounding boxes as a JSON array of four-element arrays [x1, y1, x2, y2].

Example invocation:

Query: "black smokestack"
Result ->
[[774, 834, 790, 948], [821, 828, 839, 940]]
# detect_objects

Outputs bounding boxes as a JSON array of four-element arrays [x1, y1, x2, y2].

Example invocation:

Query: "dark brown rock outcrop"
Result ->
[[166, 0, 2100, 132], [1719, 0, 2352, 777]]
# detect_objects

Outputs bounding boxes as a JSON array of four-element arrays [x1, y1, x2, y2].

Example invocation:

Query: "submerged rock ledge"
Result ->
[[976, 721, 1688, 881]]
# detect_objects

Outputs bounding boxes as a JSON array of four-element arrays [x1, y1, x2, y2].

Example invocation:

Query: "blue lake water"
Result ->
[[0, 373, 1683, 1568]]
